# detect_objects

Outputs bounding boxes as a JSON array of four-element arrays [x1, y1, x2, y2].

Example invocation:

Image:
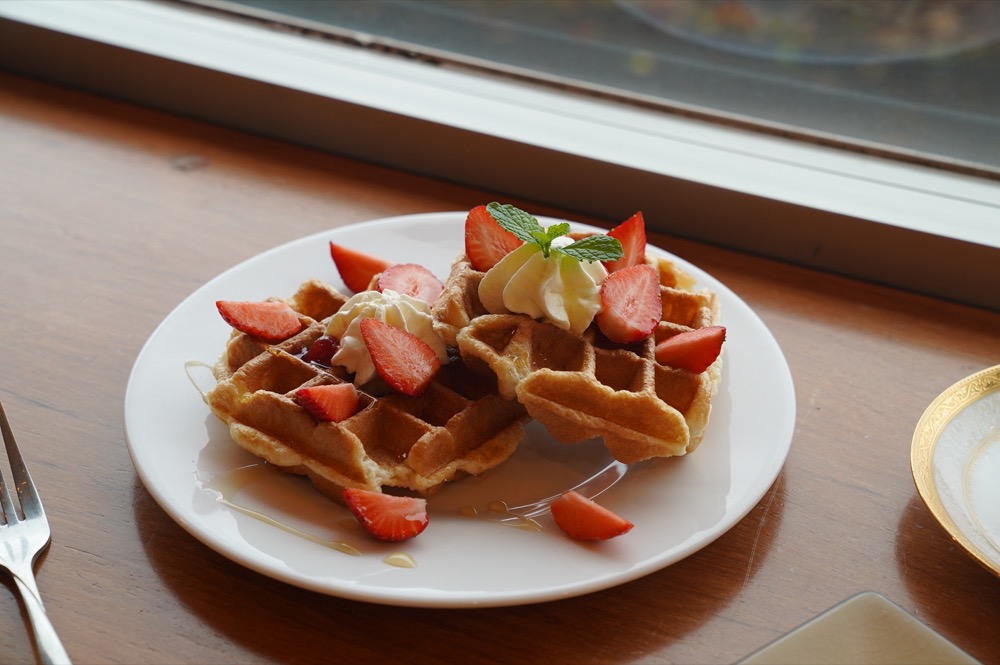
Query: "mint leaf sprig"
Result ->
[[486, 202, 623, 263]]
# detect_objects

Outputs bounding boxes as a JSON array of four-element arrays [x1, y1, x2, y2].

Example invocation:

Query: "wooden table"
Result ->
[[2, 71, 998, 664]]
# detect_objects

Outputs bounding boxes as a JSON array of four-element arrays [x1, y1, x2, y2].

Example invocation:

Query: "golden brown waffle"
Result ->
[[207, 279, 529, 497], [431, 256, 488, 348], [454, 254, 722, 464]]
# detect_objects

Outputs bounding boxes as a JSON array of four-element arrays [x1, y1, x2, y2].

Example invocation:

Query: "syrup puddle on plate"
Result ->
[[193, 436, 631, 567], [199, 463, 362, 557], [187, 359, 632, 569], [487, 501, 543, 531], [196, 460, 560, 569], [383, 553, 417, 568], [199, 462, 424, 569]]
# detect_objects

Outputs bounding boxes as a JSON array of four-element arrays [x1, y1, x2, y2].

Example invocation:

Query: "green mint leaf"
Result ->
[[530, 222, 571, 257], [530, 229, 551, 246], [485, 203, 621, 262], [545, 222, 571, 242], [559, 234, 624, 263], [486, 202, 544, 244]]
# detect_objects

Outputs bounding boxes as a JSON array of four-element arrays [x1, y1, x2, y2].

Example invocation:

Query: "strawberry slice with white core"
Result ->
[[377, 263, 444, 305], [550, 491, 633, 541], [654, 325, 726, 373], [216, 300, 301, 342], [343, 488, 429, 542], [329, 242, 394, 293], [464, 204, 524, 271], [595, 263, 662, 344], [295, 383, 360, 422], [359, 318, 442, 396], [603, 211, 646, 273]]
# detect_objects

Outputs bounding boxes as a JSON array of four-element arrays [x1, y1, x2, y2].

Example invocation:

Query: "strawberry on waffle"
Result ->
[[206, 204, 724, 542], [448, 204, 725, 464], [207, 278, 529, 501]]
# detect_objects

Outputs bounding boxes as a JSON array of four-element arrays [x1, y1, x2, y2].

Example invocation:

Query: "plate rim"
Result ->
[[910, 363, 1000, 577], [124, 210, 797, 606]]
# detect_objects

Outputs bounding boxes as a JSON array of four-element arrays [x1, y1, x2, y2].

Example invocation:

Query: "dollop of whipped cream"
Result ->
[[326, 290, 448, 385], [478, 238, 607, 334]]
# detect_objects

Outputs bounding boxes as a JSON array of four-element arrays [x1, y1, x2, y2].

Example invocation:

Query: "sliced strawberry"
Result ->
[[329, 242, 394, 293], [550, 491, 633, 541], [464, 204, 523, 271], [301, 335, 339, 366], [595, 263, 662, 344], [603, 211, 646, 273], [654, 325, 726, 373], [359, 318, 441, 396], [343, 488, 428, 542], [216, 300, 301, 342], [377, 263, 444, 305], [295, 383, 359, 422]]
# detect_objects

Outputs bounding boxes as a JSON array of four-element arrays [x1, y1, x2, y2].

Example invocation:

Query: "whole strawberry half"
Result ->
[[464, 204, 523, 271], [595, 263, 662, 343], [216, 300, 302, 342], [654, 325, 726, 373], [603, 211, 646, 273], [295, 383, 359, 423], [359, 318, 441, 396], [343, 488, 429, 542], [329, 242, 394, 293], [377, 263, 444, 305], [550, 491, 633, 541]]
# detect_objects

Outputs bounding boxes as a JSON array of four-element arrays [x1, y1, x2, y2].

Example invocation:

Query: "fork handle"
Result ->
[[12, 574, 72, 665]]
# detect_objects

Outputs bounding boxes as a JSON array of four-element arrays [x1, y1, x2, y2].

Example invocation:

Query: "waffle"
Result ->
[[207, 279, 529, 497], [454, 254, 722, 464], [431, 256, 489, 348]]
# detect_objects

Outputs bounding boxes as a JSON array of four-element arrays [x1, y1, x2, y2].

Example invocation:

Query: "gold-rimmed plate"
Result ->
[[911, 364, 1000, 577]]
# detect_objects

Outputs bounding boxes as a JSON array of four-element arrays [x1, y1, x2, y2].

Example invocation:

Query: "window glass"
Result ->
[[198, 0, 1000, 177]]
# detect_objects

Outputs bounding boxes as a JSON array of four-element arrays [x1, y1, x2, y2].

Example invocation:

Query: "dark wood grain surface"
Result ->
[[1, 72, 998, 664]]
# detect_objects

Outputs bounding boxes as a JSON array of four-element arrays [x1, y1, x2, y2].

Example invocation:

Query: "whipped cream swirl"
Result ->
[[326, 290, 447, 385], [478, 238, 607, 334]]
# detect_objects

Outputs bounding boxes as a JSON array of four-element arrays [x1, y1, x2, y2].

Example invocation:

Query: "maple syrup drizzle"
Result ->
[[383, 553, 417, 568], [503, 516, 543, 532], [200, 460, 551, 570], [487, 500, 543, 531], [488, 500, 509, 514], [190, 360, 548, 566], [184, 359, 216, 401], [199, 464, 361, 556], [188, 358, 423, 566]]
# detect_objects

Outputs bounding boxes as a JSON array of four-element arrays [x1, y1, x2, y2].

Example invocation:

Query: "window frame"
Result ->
[[2, 0, 997, 310]]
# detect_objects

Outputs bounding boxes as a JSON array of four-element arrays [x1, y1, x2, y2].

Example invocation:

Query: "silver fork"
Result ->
[[0, 402, 72, 665]]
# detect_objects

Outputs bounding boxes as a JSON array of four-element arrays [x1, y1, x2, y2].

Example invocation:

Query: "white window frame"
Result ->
[[2, 0, 997, 309]]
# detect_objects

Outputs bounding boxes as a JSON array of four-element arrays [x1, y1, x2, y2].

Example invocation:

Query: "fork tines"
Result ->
[[1, 402, 46, 526]]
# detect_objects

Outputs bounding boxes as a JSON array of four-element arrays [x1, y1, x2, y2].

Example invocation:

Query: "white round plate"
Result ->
[[124, 211, 796, 607], [912, 364, 1000, 577]]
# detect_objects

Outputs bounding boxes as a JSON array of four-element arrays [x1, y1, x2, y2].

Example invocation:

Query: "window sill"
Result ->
[[1, 0, 997, 309]]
